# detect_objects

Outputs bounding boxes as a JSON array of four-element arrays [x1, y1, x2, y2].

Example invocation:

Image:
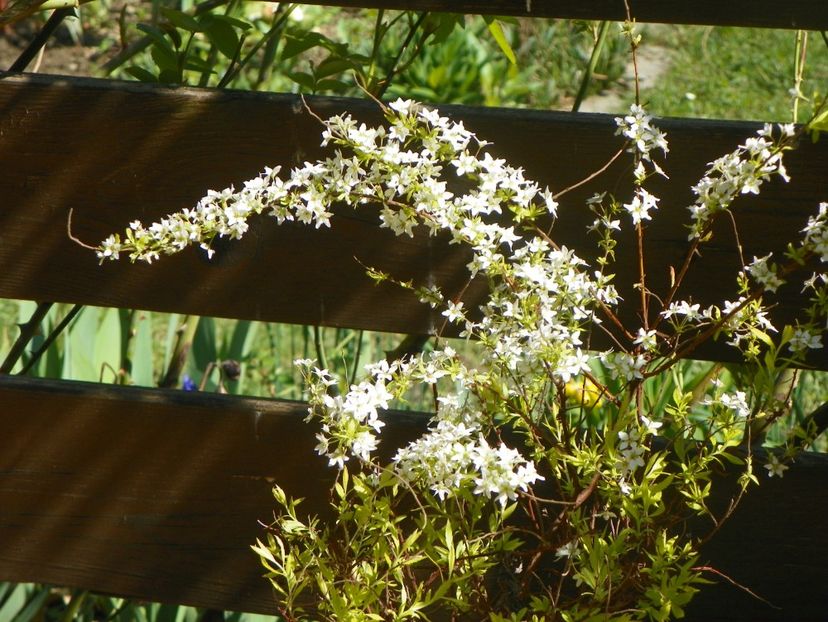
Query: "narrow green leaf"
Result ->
[[0, 584, 26, 621], [160, 7, 202, 33], [483, 17, 516, 65], [136, 23, 176, 55], [314, 55, 356, 79], [125, 66, 158, 82], [94, 307, 123, 383], [281, 31, 327, 60], [191, 316, 217, 379], [204, 18, 240, 59], [287, 71, 315, 90]]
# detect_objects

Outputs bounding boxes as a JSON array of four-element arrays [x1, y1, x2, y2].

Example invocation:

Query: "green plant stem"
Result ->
[[0, 302, 52, 374], [375, 11, 429, 99], [572, 20, 610, 113], [18, 304, 84, 376], [350, 329, 364, 386], [254, 3, 292, 88], [227, 3, 293, 88], [102, 0, 233, 74], [159, 315, 200, 388], [793, 29, 807, 123], [8, 6, 75, 71], [364, 9, 386, 92], [313, 324, 328, 371], [60, 589, 87, 622]]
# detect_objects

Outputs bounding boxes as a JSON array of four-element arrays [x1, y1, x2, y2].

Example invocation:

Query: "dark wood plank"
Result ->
[[0, 375, 826, 618], [0, 374, 427, 612], [299, 0, 828, 30], [0, 73, 826, 368]]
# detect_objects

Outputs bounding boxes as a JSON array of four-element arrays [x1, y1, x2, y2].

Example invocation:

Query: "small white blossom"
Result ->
[[623, 188, 660, 226], [745, 254, 784, 293], [764, 454, 788, 478], [789, 327, 823, 353]]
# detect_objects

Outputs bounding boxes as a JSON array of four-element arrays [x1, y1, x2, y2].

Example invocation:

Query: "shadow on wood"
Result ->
[[0, 74, 826, 368], [0, 375, 825, 619]]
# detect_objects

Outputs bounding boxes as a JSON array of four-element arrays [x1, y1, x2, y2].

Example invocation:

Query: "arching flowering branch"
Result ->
[[96, 100, 826, 620]]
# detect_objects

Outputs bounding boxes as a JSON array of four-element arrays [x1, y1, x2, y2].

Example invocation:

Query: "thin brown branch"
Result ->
[[66, 208, 99, 250], [552, 147, 625, 201], [693, 565, 781, 609]]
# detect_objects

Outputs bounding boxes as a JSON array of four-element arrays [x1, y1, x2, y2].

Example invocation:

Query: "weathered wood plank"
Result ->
[[0, 375, 826, 619], [0, 374, 427, 612], [298, 0, 828, 30], [0, 73, 826, 368]]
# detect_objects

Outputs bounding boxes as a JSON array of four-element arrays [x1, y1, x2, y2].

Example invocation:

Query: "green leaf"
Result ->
[[287, 71, 315, 90], [426, 13, 463, 44], [808, 108, 828, 132], [94, 307, 123, 382], [64, 307, 99, 381], [0, 584, 26, 622], [315, 78, 350, 93], [160, 7, 202, 33], [158, 68, 183, 84], [314, 55, 357, 79], [131, 311, 154, 386], [483, 16, 516, 65], [191, 316, 216, 384], [150, 43, 180, 75], [136, 23, 175, 52], [202, 17, 241, 59], [281, 31, 328, 60], [210, 14, 251, 31]]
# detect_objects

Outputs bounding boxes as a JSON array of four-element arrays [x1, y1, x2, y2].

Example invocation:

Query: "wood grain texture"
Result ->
[[0, 375, 825, 619], [0, 374, 427, 612], [0, 73, 826, 369], [297, 0, 828, 30]]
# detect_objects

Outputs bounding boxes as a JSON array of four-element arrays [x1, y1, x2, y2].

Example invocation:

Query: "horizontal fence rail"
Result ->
[[296, 0, 828, 30], [0, 73, 826, 367], [0, 374, 826, 620]]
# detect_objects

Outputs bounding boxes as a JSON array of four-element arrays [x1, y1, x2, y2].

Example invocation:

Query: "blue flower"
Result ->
[[182, 374, 197, 392]]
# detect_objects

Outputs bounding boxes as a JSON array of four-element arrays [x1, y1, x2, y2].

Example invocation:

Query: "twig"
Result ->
[[66, 208, 99, 250], [724, 209, 746, 268], [637, 222, 648, 329], [552, 146, 625, 201], [692, 566, 781, 609]]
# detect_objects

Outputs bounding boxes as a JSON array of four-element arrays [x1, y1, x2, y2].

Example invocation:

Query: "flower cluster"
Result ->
[[614, 104, 668, 163], [98, 99, 828, 620], [394, 395, 543, 506], [687, 123, 794, 240]]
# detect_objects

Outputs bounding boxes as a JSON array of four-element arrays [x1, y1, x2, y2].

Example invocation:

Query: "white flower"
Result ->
[[710, 390, 751, 418], [640, 414, 663, 435], [388, 98, 415, 115], [764, 454, 788, 478], [442, 300, 466, 323], [746, 254, 784, 293], [661, 300, 701, 321], [555, 541, 578, 559], [614, 104, 668, 161], [633, 328, 658, 352], [623, 188, 659, 226], [789, 327, 823, 353]]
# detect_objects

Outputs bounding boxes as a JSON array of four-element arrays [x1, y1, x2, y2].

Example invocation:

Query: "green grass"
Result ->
[[640, 25, 828, 121]]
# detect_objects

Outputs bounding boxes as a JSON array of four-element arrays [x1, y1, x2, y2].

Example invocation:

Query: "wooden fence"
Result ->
[[0, 3, 827, 621]]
